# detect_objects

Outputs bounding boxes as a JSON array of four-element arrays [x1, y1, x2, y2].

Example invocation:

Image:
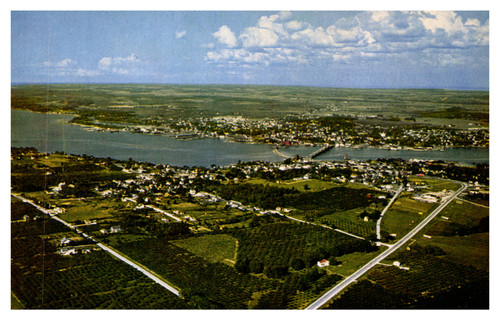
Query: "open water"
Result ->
[[11, 109, 488, 167]]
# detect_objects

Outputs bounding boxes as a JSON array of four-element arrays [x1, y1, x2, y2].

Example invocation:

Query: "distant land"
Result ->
[[11, 84, 489, 151]]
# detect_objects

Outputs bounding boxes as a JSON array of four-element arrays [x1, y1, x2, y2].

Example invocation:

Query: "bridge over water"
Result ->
[[274, 144, 334, 160], [308, 144, 333, 159]]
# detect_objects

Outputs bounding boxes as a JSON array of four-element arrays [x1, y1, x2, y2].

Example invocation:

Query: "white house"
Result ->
[[317, 259, 330, 268], [60, 237, 72, 246], [59, 247, 76, 255], [110, 226, 122, 233]]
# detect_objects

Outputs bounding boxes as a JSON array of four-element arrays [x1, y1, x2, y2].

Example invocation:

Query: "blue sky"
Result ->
[[11, 10, 489, 89]]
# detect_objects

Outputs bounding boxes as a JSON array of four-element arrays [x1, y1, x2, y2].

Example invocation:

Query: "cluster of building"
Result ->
[[80, 156, 488, 215], [86, 113, 488, 150]]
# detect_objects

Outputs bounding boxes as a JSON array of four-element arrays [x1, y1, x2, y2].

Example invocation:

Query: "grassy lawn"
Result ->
[[381, 195, 438, 238], [410, 198, 489, 271], [167, 202, 203, 211], [22, 191, 50, 203], [58, 199, 118, 222], [170, 234, 239, 266], [391, 196, 436, 215], [244, 177, 341, 192], [438, 199, 489, 225], [381, 209, 424, 239], [330, 249, 386, 278], [245, 177, 376, 192], [36, 153, 72, 168], [106, 234, 153, 247], [409, 177, 461, 192]]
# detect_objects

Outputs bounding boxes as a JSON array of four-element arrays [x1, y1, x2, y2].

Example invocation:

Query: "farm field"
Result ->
[[10, 9, 490, 310], [11, 84, 489, 123], [324, 184, 489, 309], [319, 208, 377, 238], [57, 199, 118, 222], [409, 177, 462, 192], [10, 198, 188, 309], [381, 191, 447, 239], [10, 148, 489, 309], [11, 84, 489, 151], [171, 234, 239, 266]]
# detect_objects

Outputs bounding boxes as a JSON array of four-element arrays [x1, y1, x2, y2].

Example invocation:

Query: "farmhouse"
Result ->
[[110, 226, 122, 233], [317, 259, 330, 268], [59, 247, 76, 255], [60, 236, 72, 246]]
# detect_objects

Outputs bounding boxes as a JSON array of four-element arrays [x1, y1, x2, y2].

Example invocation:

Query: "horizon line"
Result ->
[[10, 82, 490, 91]]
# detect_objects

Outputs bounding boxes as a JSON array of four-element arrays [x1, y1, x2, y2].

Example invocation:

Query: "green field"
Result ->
[[11, 147, 489, 309], [58, 199, 118, 222], [246, 178, 339, 191], [11, 200, 188, 309], [392, 196, 437, 215], [12, 84, 489, 130], [171, 234, 239, 266], [417, 199, 489, 271], [330, 249, 386, 278], [326, 185, 489, 309], [438, 199, 489, 224], [409, 177, 462, 192], [417, 233, 488, 271], [319, 207, 377, 237]]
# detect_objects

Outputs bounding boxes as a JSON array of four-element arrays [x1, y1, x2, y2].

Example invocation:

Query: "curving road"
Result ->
[[306, 180, 467, 310], [376, 185, 403, 241]]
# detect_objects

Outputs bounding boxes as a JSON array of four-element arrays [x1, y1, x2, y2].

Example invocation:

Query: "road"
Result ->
[[12, 194, 181, 297], [97, 243, 180, 296], [145, 205, 181, 222], [305, 180, 467, 310], [279, 212, 365, 240], [376, 185, 403, 241]]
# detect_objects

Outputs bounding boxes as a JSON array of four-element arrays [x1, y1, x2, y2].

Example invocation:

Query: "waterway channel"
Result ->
[[11, 109, 489, 167]]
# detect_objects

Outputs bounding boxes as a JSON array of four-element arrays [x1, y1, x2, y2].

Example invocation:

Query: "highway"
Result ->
[[306, 181, 467, 310]]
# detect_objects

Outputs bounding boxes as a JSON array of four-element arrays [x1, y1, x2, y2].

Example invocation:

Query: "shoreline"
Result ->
[[12, 107, 489, 154]]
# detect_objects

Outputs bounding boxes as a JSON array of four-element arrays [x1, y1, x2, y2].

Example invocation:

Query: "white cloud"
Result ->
[[206, 47, 308, 66], [175, 30, 187, 39], [291, 27, 333, 46], [213, 25, 237, 47], [43, 58, 76, 68], [371, 11, 389, 22], [418, 11, 466, 34], [75, 68, 100, 77], [240, 27, 280, 47], [465, 18, 480, 27], [278, 11, 292, 21], [286, 20, 306, 31], [205, 11, 488, 69], [257, 15, 288, 37], [97, 57, 113, 70], [98, 54, 140, 75]]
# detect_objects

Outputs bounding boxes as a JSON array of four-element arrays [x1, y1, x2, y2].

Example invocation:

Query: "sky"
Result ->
[[11, 10, 489, 89]]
